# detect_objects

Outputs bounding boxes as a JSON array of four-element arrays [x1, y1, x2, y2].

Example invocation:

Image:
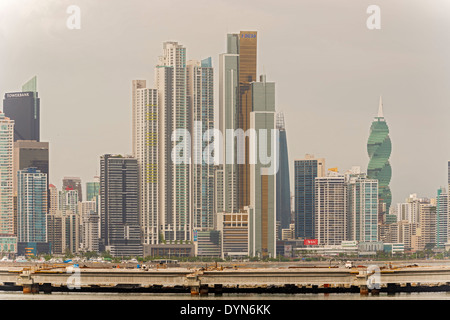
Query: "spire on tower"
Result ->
[[378, 96, 384, 118]]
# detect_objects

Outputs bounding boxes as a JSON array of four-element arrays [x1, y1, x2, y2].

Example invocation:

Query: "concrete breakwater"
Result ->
[[1, 262, 450, 295]]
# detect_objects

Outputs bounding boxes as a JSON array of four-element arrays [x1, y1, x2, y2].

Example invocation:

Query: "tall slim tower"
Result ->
[[249, 75, 277, 258], [294, 155, 325, 239], [187, 58, 215, 231], [17, 168, 48, 243], [156, 41, 191, 242], [315, 173, 347, 245], [276, 112, 291, 231], [220, 31, 258, 213], [436, 187, 448, 248], [132, 80, 159, 245], [0, 113, 15, 236], [345, 168, 378, 242], [367, 96, 392, 219], [100, 154, 142, 257]]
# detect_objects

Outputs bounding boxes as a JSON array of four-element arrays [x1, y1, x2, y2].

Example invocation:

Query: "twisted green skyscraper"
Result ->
[[367, 96, 392, 213]]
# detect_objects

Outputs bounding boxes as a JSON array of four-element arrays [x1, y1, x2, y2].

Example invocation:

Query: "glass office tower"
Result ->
[[276, 112, 291, 231], [367, 97, 392, 217], [3, 77, 40, 142], [294, 155, 325, 239]]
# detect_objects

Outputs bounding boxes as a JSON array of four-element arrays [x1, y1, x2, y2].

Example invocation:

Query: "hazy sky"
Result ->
[[1, 0, 449, 205]]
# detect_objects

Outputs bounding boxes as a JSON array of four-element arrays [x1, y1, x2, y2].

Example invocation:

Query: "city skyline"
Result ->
[[1, 0, 450, 206]]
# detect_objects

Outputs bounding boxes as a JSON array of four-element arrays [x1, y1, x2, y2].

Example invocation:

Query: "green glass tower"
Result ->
[[367, 96, 392, 215]]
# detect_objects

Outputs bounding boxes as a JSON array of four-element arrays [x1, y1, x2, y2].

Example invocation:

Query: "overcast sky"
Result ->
[[1, 0, 449, 205]]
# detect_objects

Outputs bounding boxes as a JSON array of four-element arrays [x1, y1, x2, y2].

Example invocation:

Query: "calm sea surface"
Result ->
[[1, 291, 450, 300]]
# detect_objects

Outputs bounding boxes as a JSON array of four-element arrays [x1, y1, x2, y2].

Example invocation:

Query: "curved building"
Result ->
[[367, 96, 392, 214]]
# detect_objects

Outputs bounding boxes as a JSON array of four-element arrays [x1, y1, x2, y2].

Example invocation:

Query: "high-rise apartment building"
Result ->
[[0, 112, 16, 254], [132, 80, 159, 245], [294, 155, 325, 239], [81, 211, 99, 253], [367, 97, 392, 219], [48, 184, 58, 215], [100, 154, 142, 257], [156, 41, 191, 242], [187, 58, 215, 232], [436, 187, 448, 248], [419, 204, 437, 248], [17, 168, 48, 243], [59, 188, 79, 215], [276, 112, 291, 232], [315, 173, 347, 245], [3, 77, 40, 142], [345, 167, 378, 242], [62, 177, 83, 202]]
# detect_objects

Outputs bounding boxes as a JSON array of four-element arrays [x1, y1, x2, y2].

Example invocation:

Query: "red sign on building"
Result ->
[[304, 239, 318, 246]]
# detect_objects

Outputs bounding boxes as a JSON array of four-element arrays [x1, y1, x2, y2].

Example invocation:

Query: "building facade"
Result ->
[[17, 168, 48, 243], [315, 174, 347, 245], [294, 155, 325, 240], [0, 112, 16, 254], [367, 97, 392, 220], [156, 41, 191, 242], [100, 154, 142, 257], [187, 58, 215, 232], [132, 80, 159, 245], [276, 112, 291, 232], [3, 77, 40, 142]]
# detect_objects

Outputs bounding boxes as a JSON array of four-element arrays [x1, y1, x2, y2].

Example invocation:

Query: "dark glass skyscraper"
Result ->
[[294, 155, 325, 240], [276, 113, 291, 231], [367, 97, 392, 216], [13, 140, 49, 195], [3, 77, 40, 142], [100, 154, 142, 257]]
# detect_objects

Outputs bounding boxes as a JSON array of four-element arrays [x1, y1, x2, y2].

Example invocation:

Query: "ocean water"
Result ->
[[1, 291, 450, 300]]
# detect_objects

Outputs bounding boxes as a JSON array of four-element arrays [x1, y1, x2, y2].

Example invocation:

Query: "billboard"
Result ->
[[304, 239, 318, 246]]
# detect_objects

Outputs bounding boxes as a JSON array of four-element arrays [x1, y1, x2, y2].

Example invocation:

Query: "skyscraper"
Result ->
[[315, 173, 347, 245], [436, 187, 448, 248], [100, 154, 142, 257], [220, 31, 258, 212], [3, 76, 40, 142], [345, 167, 378, 242], [13, 140, 49, 195], [0, 113, 17, 255], [248, 75, 277, 258], [367, 96, 392, 219], [156, 41, 191, 242], [276, 112, 291, 231], [187, 58, 215, 231], [294, 155, 325, 240], [48, 184, 58, 215], [132, 80, 159, 245], [17, 168, 48, 243], [219, 37, 239, 214]]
